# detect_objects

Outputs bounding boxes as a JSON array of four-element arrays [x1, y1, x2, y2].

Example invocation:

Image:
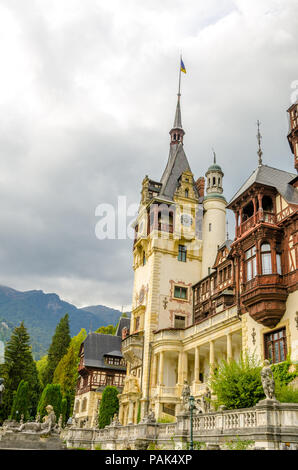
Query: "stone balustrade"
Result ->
[[60, 400, 298, 450]]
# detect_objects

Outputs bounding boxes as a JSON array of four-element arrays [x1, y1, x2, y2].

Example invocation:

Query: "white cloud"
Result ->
[[0, 0, 297, 308]]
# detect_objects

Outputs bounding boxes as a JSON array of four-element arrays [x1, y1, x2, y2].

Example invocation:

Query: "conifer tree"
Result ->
[[98, 386, 119, 429], [10, 380, 30, 422], [37, 383, 62, 420], [44, 314, 71, 385], [0, 322, 40, 422], [53, 329, 87, 420]]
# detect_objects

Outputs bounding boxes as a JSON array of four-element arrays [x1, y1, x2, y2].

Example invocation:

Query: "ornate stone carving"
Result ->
[[181, 380, 190, 412], [260, 360, 277, 401]]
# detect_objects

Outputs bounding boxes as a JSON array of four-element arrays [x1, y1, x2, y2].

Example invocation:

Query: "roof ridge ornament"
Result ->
[[257, 120, 263, 167]]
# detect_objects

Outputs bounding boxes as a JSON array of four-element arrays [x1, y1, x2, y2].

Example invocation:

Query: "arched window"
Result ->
[[213, 177, 216, 186], [208, 178, 211, 187], [185, 189, 189, 198], [245, 246, 257, 281], [261, 243, 272, 275]]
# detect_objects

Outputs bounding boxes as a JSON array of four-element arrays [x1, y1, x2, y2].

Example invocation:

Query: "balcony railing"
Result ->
[[237, 210, 277, 237], [243, 274, 283, 293]]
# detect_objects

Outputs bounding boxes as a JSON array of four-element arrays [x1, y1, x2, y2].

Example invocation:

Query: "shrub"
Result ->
[[37, 383, 62, 421], [276, 384, 298, 403], [98, 386, 119, 429], [224, 437, 255, 450], [210, 354, 265, 410]]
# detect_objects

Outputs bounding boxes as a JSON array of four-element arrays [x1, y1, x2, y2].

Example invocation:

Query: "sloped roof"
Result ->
[[228, 164, 298, 206], [115, 316, 130, 337], [81, 333, 125, 370], [160, 143, 195, 200]]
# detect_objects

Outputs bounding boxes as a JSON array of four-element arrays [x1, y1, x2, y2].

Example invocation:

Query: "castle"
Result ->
[[117, 90, 298, 425]]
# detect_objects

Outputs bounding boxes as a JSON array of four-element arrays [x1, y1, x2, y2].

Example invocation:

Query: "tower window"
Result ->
[[185, 189, 189, 198], [178, 245, 187, 262], [213, 177, 216, 185], [143, 252, 146, 266], [209, 223, 212, 232], [174, 286, 188, 300], [261, 243, 272, 275]]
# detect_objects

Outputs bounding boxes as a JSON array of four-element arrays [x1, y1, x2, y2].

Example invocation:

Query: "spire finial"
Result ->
[[212, 148, 216, 164], [257, 120, 263, 166]]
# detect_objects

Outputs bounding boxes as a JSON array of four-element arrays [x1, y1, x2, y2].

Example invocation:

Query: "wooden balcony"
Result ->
[[241, 274, 288, 328], [237, 210, 277, 237]]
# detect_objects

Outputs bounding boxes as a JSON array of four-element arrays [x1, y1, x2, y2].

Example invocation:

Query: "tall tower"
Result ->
[[120, 89, 203, 422], [201, 152, 227, 278], [287, 102, 298, 172]]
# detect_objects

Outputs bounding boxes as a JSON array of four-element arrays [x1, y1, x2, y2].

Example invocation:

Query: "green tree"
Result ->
[[0, 322, 40, 423], [36, 355, 48, 390], [98, 386, 119, 429], [95, 325, 116, 335], [53, 329, 87, 420], [61, 397, 68, 427], [44, 314, 71, 385], [210, 354, 265, 410], [37, 383, 62, 421], [10, 380, 30, 422]]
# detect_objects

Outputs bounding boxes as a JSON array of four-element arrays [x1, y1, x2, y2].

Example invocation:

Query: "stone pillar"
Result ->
[[194, 346, 200, 382], [119, 403, 124, 425], [151, 353, 158, 387], [128, 400, 134, 425], [182, 352, 188, 383], [227, 334, 233, 362], [158, 352, 164, 386], [177, 351, 183, 384], [209, 340, 215, 372]]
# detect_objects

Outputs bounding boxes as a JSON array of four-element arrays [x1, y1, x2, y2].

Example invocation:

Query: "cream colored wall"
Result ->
[[74, 390, 101, 426], [242, 290, 298, 363], [202, 197, 227, 278]]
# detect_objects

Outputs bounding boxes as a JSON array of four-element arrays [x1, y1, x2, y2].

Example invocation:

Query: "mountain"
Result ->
[[0, 285, 129, 360]]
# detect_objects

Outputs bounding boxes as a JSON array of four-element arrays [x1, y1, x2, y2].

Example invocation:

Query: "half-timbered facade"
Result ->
[[74, 317, 129, 427]]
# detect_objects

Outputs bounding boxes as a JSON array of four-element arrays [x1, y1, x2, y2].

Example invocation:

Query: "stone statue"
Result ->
[[0, 378, 4, 405], [261, 360, 276, 401], [16, 405, 58, 434], [141, 408, 156, 424], [181, 380, 190, 412], [201, 387, 211, 413], [58, 414, 63, 430]]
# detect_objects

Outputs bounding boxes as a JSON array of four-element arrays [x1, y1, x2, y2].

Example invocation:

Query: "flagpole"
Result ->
[[178, 54, 182, 97]]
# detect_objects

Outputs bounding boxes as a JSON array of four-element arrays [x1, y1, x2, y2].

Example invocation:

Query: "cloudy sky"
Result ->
[[0, 0, 297, 310]]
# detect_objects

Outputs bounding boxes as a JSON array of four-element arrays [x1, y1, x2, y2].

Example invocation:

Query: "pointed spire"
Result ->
[[173, 95, 183, 129], [257, 120, 263, 166], [212, 148, 216, 164]]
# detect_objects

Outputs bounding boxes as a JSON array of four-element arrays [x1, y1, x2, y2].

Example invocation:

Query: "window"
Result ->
[[174, 315, 186, 328], [213, 177, 216, 185], [135, 316, 140, 331], [142, 252, 146, 266], [174, 286, 188, 300], [245, 246, 257, 281], [261, 243, 272, 275], [264, 328, 287, 364], [185, 189, 189, 198], [178, 245, 187, 262], [209, 223, 212, 232], [276, 244, 282, 275]]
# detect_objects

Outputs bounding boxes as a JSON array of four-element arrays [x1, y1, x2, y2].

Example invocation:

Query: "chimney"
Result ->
[[196, 177, 205, 198]]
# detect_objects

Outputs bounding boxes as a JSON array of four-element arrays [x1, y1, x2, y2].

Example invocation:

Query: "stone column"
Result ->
[[151, 353, 158, 387], [227, 334, 233, 362], [177, 351, 183, 384], [158, 352, 164, 386], [182, 352, 188, 383], [209, 340, 215, 372], [119, 403, 124, 425], [194, 346, 200, 382]]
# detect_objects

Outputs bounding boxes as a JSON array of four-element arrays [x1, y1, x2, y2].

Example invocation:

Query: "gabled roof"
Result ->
[[115, 316, 130, 337], [81, 333, 126, 371], [228, 164, 298, 207]]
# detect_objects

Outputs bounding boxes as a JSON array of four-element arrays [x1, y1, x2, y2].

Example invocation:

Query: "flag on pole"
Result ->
[[180, 58, 186, 74]]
